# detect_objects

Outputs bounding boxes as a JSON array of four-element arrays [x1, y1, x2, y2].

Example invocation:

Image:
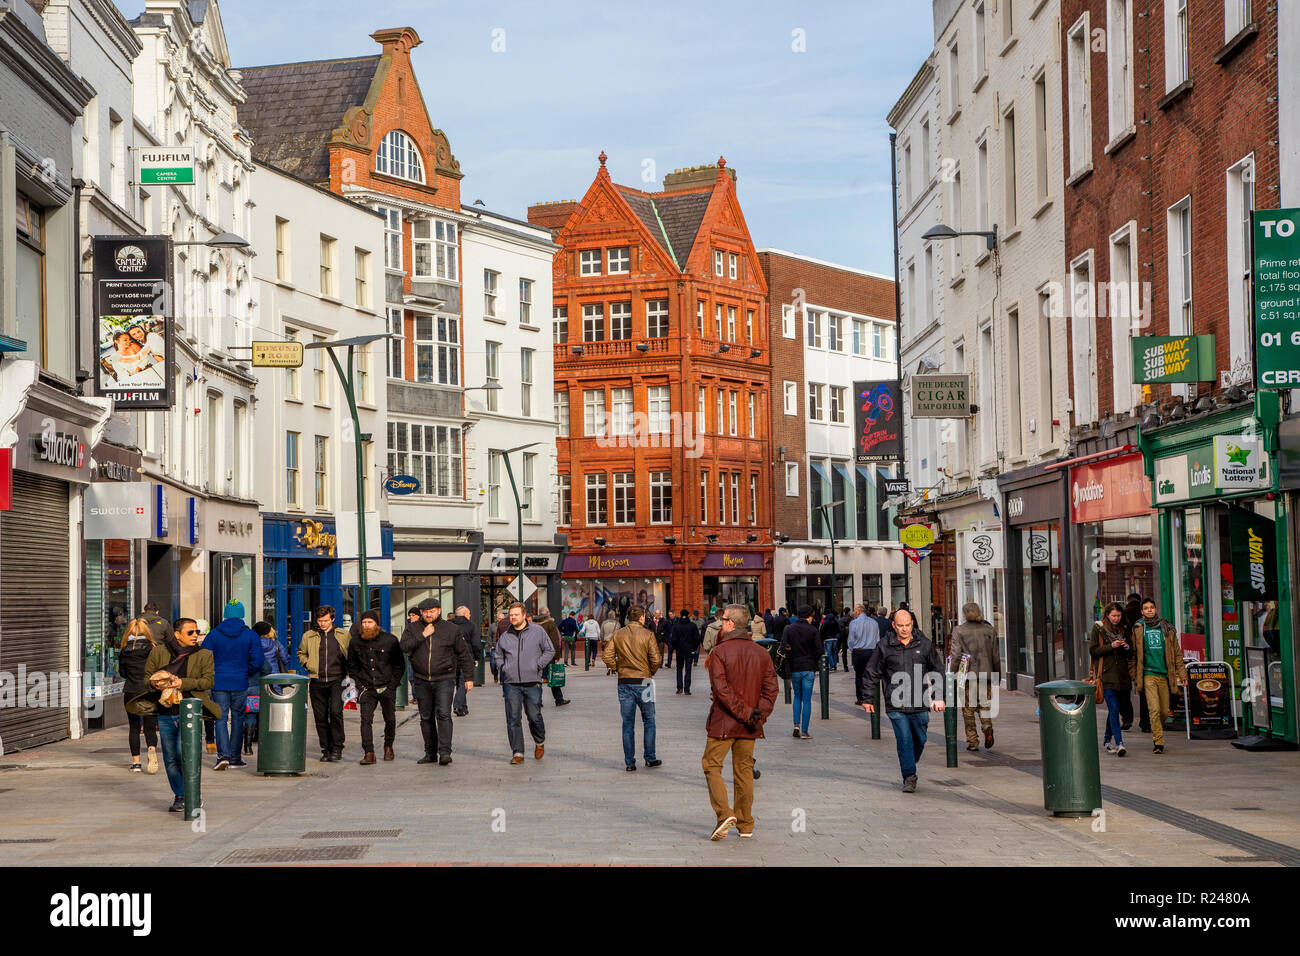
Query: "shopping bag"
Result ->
[[547, 662, 566, 688]]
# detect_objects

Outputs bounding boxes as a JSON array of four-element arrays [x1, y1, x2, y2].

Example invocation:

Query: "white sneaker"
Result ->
[[711, 815, 737, 841], [1104, 742, 1116, 754]]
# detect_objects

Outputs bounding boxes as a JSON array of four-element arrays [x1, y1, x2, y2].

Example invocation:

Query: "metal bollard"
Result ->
[[871, 683, 881, 739], [818, 655, 830, 720], [180, 697, 203, 821], [944, 672, 959, 768]]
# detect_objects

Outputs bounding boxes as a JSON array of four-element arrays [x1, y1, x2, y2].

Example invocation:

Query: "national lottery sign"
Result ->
[[853, 380, 902, 463], [92, 236, 173, 410]]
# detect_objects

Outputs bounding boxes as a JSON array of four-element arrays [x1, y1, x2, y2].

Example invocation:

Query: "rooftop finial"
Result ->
[[717, 155, 726, 168], [599, 150, 607, 167]]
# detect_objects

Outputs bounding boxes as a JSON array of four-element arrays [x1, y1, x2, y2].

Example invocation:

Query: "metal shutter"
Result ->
[[0, 473, 71, 751]]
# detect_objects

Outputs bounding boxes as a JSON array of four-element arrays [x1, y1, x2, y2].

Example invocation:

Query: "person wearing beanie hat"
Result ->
[[206, 599, 264, 770]]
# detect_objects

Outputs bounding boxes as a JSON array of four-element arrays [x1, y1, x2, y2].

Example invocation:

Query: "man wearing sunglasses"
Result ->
[[144, 618, 220, 813]]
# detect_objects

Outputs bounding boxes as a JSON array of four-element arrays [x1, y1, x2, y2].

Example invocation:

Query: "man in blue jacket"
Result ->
[[207, 600, 265, 770], [493, 601, 555, 765]]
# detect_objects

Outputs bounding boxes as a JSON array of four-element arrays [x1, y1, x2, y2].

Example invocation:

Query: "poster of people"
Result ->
[[560, 578, 668, 625], [92, 237, 173, 410]]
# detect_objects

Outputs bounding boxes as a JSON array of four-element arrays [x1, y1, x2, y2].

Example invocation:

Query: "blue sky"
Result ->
[[116, 0, 934, 274]]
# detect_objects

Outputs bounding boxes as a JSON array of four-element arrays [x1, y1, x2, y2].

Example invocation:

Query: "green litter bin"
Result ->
[[257, 673, 309, 776], [1035, 679, 1102, 817]]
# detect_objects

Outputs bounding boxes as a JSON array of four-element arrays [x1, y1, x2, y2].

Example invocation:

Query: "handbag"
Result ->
[[1085, 663, 1105, 704], [772, 639, 791, 680]]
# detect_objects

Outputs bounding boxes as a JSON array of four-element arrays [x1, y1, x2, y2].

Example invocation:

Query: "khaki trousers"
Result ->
[[1143, 675, 1171, 746], [960, 679, 993, 746], [702, 737, 755, 831]]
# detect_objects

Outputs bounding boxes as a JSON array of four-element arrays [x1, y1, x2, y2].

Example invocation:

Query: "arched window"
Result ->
[[376, 130, 425, 183]]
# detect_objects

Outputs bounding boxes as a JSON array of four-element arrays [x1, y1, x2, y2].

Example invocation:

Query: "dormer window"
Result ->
[[376, 130, 425, 183], [607, 246, 630, 273]]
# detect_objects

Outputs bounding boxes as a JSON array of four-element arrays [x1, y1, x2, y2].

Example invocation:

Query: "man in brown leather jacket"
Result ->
[[702, 604, 779, 841], [604, 605, 663, 771]]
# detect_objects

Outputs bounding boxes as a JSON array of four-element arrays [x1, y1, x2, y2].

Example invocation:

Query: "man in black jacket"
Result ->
[[452, 605, 480, 716], [671, 609, 701, 694], [773, 607, 790, 643], [861, 608, 947, 793], [782, 606, 823, 738], [347, 610, 403, 764], [399, 598, 474, 765]]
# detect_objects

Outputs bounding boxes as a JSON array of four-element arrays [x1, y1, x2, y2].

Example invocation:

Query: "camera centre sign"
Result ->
[[134, 146, 194, 185]]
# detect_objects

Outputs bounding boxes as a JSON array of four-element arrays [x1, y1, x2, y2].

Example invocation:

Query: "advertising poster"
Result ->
[[1185, 661, 1236, 739], [92, 236, 173, 410], [853, 379, 902, 463]]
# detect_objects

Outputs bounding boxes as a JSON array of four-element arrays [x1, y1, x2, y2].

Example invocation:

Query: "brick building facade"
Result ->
[[530, 156, 773, 620]]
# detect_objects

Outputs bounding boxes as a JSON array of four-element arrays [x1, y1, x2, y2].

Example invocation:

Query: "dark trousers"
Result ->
[[1117, 684, 1135, 727], [563, 638, 577, 665], [503, 682, 545, 755], [358, 686, 397, 753], [551, 684, 566, 704], [676, 653, 694, 692], [851, 648, 874, 703], [1137, 686, 1150, 730], [663, 641, 674, 666], [412, 675, 455, 758], [127, 713, 158, 757], [308, 678, 345, 755], [837, 636, 849, 670], [454, 662, 472, 712], [585, 638, 600, 667]]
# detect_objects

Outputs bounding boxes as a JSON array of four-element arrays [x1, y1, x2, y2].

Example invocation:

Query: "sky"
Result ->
[[114, 0, 935, 274]]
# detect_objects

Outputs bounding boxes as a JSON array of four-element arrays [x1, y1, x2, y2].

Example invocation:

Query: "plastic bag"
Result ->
[[342, 676, 359, 710]]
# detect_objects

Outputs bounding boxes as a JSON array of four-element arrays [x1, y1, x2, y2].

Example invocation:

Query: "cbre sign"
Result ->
[[1254, 209, 1300, 389]]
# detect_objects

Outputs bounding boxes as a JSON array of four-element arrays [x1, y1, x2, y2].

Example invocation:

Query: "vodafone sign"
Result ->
[[1069, 454, 1152, 524]]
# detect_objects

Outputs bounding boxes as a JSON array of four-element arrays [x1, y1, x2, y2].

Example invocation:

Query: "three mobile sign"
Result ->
[[1253, 209, 1300, 389]]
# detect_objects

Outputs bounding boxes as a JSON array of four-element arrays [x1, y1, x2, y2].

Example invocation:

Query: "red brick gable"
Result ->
[[682, 162, 769, 298]]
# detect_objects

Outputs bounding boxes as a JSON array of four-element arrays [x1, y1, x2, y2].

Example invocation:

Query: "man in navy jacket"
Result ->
[[206, 600, 265, 770]]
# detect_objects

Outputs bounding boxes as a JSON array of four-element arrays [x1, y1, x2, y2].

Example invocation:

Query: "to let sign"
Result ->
[[1253, 209, 1300, 389]]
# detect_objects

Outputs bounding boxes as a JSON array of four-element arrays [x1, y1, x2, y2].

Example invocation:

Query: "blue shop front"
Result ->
[[261, 513, 394, 669]]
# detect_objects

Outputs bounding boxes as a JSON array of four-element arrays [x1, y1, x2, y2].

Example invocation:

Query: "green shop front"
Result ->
[[1138, 392, 1296, 748]]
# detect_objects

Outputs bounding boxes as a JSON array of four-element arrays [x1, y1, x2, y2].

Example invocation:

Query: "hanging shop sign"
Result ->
[[911, 373, 971, 418], [154, 483, 169, 538], [383, 474, 420, 495], [186, 497, 200, 545], [963, 528, 1002, 571], [1229, 508, 1277, 602], [853, 380, 902, 463], [0, 448, 10, 510], [1069, 454, 1152, 524], [83, 481, 152, 539], [92, 236, 173, 410], [903, 545, 932, 564], [1130, 334, 1216, 384], [883, 478, 910, 495], [1253, 208, 1300, 389], [251, 341, 304, 368], [134, 146, 194, 185], [898, 523, 935, 549]]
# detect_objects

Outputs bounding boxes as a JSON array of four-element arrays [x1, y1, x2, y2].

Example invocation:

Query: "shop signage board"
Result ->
[[1153, 439, 1273, 505], [700, 552, 765, 571], [383, 474, 419, 495], [92, 236, 173, 410], [83, 481, 151, 539], [903, 545, 932, 564], [507, 574, 538, 602], [963, 528, 1001, 571], [0, 448, 10, 511], [911, 374, 971, 418], [883, 478, 910, 495], [1229, 508, 1277, 602], [1252, 208, 1300, 389], [1213, 435, 1269, 491], [1130, 335, 1216, 384], [563, 553, 675, 573], [134, 146, 194, 185], [1069, 454, 1152, 523], [251, 341, 304, 368], [1185, 661, 1237, 739], [898, 523, 935, 549], [852, 380, 902, 462], [187, 497, 200, 545]]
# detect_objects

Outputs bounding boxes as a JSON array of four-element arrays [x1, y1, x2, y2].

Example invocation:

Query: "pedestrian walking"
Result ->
[[861, 608, 946, 792], [600, 612, 618, 674], [298, 605, 351, 762], [1132, 598, 1187, 754], [603, 604, 663, 771], [873, 605, 892, 640], [400, 598, 474, 765], [773, 607, 790, 643], [673, 608, 703, 694], [452, 605, 480, 716], [656, 610, 674, 666], [246, 621, 289, 755], [702, 605, 779, 840], [494, 601, 555, 764], [117, 619, 159, 774], [140, 601, 171, 646], [762, 608, 775, 639], [784, 606, 822, 739], [534, 608, 571, 707], [847, 604, 880, 704], [348, 610, 404, 765], [701, 606, 725, 658], [837, 607, 852, 671], [749, 613, 765, 640], [206, 600, 265, 770], [581, 613, 601, 669], [818, 608, 840, 671], [1089, 602, 1133, 757], [559, 611, 579, 664], [139, 618, 221, 813], [948, 601, 1000, 751], [1122, 592, 1145, 731]]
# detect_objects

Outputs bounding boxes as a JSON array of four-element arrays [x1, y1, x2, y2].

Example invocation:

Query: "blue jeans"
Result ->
[[791, 671, 816, 732], [823, 639, 838, 667], [502, 682, 545, 756], [211, 689, 248, 761], [156, 714, 184, 798], [1103, 688, 1124, 747], [617, 682, 657, 767], [887, 710, 931, 779]]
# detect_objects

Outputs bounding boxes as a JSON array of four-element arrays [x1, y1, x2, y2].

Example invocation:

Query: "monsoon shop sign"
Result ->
[[1131, 335, 1216, 384]]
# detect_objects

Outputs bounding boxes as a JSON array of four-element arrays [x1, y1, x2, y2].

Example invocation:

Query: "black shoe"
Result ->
[[902, 775, 917, 793], [168, 797, 185, 812], [1121, 722, 1133, 731], [685, 690, 692, 695], [645, 759, 662, 768], [438, 754, 452, 766], [1153, 744, 1164, 754], [753, 768, 761, 779], [319, 752, 332, 762], [453, 709, 468, 717], [229, 759, 247, 768], [626, 765, 636, 772], [556, 699, 571, 706], [417, 755, 437, 765]]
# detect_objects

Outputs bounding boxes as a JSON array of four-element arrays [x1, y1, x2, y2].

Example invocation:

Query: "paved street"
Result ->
[[2, 666, 1298, 866]]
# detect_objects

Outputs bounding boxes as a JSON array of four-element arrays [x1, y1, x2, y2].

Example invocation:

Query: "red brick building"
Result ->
[[529, 155, 772, 619]]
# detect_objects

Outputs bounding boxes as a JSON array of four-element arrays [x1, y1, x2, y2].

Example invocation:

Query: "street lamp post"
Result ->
[[492, 442, 544, 603], [817, 499, 845, 610], [304, 332, 395, 615]]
